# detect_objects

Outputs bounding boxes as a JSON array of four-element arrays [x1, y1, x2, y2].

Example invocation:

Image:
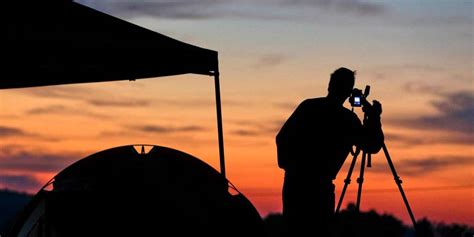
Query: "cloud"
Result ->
[[24, 86, 151, 110], [78, 0, 226, 20], [370, 156, 473, 177], [230, 120, 283, 137], [385, 132, 473, 146], [130, 124, 207, 134], [77, 0, 387, 21], [408, 15, 473, 27], [278, 0, 386, 16], [0, 126, 59, 142], [24, 86, 217, 109], [87, 99, 150, 107], [26, 105, 67, 115], [0, 175, 42, 192], [26, 105, 110, 119], [253, 54, 289, 69], [98, 125, 209, 137], [231, 129, 261, 137], [0, 148, 80, 173], [389, 91, 474, 135], [26, 86, 92, 100], [0, 126, 25, 137]]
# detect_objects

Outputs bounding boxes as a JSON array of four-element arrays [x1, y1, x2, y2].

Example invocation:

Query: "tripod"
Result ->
[[335, 142, 418, 228]]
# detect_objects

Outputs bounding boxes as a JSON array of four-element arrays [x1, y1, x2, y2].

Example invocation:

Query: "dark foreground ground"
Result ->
[[1, 189, 472, 237]]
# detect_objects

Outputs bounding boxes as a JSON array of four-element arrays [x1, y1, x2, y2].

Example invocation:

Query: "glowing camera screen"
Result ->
[[354, 97, 361, 105]]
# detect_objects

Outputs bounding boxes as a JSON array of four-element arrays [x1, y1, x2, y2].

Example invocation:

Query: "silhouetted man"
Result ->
[[276, 67, 384, 236]]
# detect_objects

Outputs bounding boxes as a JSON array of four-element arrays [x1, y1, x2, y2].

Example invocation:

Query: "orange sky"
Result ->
[[1, 0, 473, 227]]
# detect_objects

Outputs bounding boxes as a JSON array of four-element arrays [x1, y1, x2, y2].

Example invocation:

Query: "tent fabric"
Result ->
[[7, 145, 265, 237], [2, 0, 218, 89]]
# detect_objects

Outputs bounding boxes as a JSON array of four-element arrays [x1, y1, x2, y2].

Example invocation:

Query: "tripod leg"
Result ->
[[356, 152, 367, 211], [336, 151, 359, 213], [382, 143, 418, 228]]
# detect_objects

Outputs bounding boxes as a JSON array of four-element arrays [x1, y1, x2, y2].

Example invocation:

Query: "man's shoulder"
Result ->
[[300, 97, 326, 106]]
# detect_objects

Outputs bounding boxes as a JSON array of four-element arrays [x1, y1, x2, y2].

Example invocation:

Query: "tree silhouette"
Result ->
[[262, 203, 473, 237]]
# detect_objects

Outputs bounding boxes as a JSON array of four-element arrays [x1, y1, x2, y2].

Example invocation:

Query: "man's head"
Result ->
[[328, 67, 355, 103]]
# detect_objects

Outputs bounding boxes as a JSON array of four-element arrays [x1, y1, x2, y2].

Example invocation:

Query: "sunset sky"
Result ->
[[1, 0, 472, 226]]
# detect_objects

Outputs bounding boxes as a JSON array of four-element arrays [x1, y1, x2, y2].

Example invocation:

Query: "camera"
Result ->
[[349, 85, 370, 107]]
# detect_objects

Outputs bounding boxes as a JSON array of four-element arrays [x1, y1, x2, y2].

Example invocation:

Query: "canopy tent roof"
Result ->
[[2, 0, 227, 178], [2, 0, 218, 89]]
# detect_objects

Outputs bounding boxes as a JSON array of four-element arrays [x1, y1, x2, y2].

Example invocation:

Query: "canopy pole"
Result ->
[[214, 71, 226, 178]]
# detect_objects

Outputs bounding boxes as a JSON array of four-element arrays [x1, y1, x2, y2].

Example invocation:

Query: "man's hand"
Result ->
[[362, 100, 382, 118], [371, 100, 382, 117]]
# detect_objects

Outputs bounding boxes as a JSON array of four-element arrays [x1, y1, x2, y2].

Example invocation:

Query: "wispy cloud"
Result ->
[[389, 91, 474, 135], [0, 126, 59, 142], [277, 0, 386, 16], [253, 54, 289, 69], [369, 155, 474, 177], [26, 105, 110, 119], [88, 99, 150, 107], [130, 124, 207, 134], [78, 0, 227, 20], [0, 126, 26, 137], [385, 132, 473, 147], [23, 86, 218, 110], [0, 148, 81, 173], [0, 175, 42, 192], [24, 86, 151, 109], [230, 119, 283, 137], [77, 0, 387, 21], [25, 87, 85, 100]]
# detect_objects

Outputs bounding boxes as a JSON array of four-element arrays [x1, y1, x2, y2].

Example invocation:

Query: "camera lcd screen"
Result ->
[[354, 97, 361, 106]]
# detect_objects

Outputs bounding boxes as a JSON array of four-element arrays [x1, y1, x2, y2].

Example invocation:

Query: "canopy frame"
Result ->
[[2, 0, 227, 178]]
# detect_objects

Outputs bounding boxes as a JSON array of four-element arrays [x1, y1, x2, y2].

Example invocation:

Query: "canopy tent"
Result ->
[[2, 0, 226, 176]]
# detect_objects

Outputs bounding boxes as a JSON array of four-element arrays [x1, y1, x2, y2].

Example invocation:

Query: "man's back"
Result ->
[[276, 97, 361, 179]]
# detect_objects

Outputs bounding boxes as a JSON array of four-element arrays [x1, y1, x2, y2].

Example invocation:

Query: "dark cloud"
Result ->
[[24, 86, 217, 109], [278, 0, 386, 16], [26, 105, 68, 115], [78, 0, 225, 20], [389, 91, 474, 135], [0, 175, 42, 192], [231, 129, 260, 137], [230, 120, 282, 137], [0, 149, 80, 173], [87, 98, 150, 107], [0, 126, 25, 137], [131, 124, 207, 134], [253, 54, 289, 69], [77, 0, 387, 21], [369, 155, 473, 177], [26, 105, 110, 119], [25, 86, 151, 108], [385, 132, 473, 146], [26, 87, 92, 100], [0, 126, 59, 142]]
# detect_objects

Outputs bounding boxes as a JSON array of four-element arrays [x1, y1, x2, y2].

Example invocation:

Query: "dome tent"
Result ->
[[8, 145, 264, 236]]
